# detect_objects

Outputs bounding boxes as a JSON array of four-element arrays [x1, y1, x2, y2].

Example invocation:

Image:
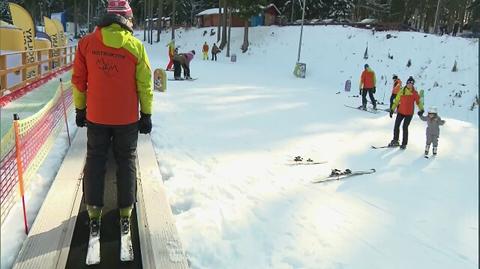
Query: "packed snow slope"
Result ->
[[0, 25, 477, 269], [144, 25, 478, 269]]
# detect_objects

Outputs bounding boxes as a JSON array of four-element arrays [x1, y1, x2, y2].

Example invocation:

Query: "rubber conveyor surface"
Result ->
[[65, 152, 143, 268]]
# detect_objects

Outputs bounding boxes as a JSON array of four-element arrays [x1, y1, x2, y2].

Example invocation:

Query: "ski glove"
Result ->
[[359, 89, 363, 95], [138, 112, 152, 134], [75, 108, 86, 127], [372, 87, 376, 94], [389, 109, 393, 118], [417, 110, 424, 117]]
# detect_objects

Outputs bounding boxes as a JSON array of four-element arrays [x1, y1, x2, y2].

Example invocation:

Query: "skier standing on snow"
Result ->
[[390, 75, 402, 110], [418, 107, 445, 156], [359, 64, 377, 110], [202, 42, 209, 60], [173, 50, 195, 80], [211, 43, 220, 61], [166, 39, 175, 70], [389, 76, 424, 149], [72, 0, 153, 245]]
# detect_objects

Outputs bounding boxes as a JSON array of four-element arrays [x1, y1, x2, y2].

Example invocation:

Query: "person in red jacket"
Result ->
[[359, 64, 377, 110], [72, 0, 153, 236], [202, 42, 209, 60], [388, 76, 424, 149], [390, 75, 402, 110]]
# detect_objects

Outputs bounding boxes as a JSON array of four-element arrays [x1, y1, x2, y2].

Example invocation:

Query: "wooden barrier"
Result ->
[[0, 45, 77, 97]]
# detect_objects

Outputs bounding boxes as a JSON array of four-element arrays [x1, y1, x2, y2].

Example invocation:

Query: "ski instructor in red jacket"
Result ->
[[388, 76, 424, 149], [72, 0, 153, 239], [359, 64, 377, 110]]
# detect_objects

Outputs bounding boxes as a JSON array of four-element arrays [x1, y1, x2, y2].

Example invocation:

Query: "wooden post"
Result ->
[[13, 114, 29, 235], [0, 55, 6, 95], [37, 51, 42, 77], [21, 52, 27, 82], [49, 49, 53, 72]]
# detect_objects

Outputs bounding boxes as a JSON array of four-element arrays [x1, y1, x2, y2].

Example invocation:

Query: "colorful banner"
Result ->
[[52, 19, 66, 46], [8, 3, 36, 78], [45, 17, 61, 68], [44, 17, 60, 48]]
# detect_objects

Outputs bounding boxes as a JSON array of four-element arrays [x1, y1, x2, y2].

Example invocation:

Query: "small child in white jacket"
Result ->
[[418, 107, 445, 156]]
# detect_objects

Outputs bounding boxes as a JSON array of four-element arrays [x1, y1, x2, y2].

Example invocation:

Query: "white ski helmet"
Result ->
[[428, 106, 438, 114]]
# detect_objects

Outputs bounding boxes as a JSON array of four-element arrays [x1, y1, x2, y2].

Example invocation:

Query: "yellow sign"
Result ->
[[9, 3, 36, 78]]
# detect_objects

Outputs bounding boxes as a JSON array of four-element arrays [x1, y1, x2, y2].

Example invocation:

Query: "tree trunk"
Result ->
[[219, 0, 228, 50], [74, 0, 78, 38], [149, 0, 154, 44], [144, 0, 147, 41], [226, 6, 231, 57], [241, 20, 249, 53], [217, 0, 221, 42], [157, 0, 163, 42], [171, 0, 176, 40]]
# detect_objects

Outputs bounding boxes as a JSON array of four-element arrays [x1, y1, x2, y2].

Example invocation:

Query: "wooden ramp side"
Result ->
[[136, 135, 189, 269], [12, 128, 87, 269]]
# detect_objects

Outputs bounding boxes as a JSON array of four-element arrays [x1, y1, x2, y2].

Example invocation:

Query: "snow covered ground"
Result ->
[[1, 25, 478, 269]]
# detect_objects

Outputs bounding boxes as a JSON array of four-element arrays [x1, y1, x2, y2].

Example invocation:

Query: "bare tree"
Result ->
[[217, 0, 221, 42], [157, 0, 164, 42], [171, 0, 176, 40], [219, 0, 228, 49]]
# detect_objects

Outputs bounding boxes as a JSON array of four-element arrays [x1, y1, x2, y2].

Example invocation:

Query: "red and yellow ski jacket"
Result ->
[[72, 20, 152, 125], [392, 79, 402, 95], [202, 43, 209, 53], [391, 86, 424, 116], [359, 68, 376, 89]]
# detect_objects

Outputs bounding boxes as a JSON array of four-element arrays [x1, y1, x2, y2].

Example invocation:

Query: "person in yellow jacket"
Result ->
[[166, 39, 175, 70], [202, 42, 209, 60], [72, 0, 153, 236]]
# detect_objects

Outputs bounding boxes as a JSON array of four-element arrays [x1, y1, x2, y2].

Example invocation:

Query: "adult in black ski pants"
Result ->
[[392, 114, 413, 146], [83, 122, 138, 209]]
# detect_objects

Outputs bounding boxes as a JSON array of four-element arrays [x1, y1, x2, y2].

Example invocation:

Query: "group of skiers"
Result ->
[[202, 41, 221, 61], [359, 64, 445, 156], [163, 40, 222, 80], [165, 39, 196, 80]]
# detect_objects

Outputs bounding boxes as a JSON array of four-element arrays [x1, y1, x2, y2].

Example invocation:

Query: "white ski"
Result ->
[[85, 232, 100, 265], [120, 220, 134, 262]]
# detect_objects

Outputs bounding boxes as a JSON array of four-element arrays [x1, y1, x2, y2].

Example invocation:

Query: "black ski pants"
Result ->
[[211, 53, 217, 61], [83, 122, 138, 208], [393, 113, 413, 146], [173, 60, 182, 78], [362, 88, 376, 107]]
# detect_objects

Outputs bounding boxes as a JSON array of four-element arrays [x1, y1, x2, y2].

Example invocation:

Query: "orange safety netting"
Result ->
[[0, 81, 73, 224]]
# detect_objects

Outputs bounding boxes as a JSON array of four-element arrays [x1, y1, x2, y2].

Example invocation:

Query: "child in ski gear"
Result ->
[[390, 75, 402, 110], [72, 0, 152, 234], [418, 107, 445, 155], [359, 64, 377, 110], [202, 42, 209, 60], [389, 76, 424, 149], [166, 39, 175, 70], [211, 43, 220, 61], [173, 50, 195, 79]]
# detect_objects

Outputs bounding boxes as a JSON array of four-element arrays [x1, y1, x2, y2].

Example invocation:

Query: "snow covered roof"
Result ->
[[196, 8, 224, 16], [359, 18, 377, 24], [265, 3, 281, 15]]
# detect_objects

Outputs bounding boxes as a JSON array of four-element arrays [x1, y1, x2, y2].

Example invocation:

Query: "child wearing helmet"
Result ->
[[418, 106, 446, 156]]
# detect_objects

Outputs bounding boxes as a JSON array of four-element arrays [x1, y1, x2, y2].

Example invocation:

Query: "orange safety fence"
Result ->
[[0, 80, 73, 229]]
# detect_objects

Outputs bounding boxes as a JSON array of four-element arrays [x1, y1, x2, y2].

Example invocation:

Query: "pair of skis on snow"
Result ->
[[312, 168, 376, 183], [86, 219, 133, 265]]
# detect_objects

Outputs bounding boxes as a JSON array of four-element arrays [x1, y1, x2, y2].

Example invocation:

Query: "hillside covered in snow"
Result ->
[[1, 25, 478, 269]]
